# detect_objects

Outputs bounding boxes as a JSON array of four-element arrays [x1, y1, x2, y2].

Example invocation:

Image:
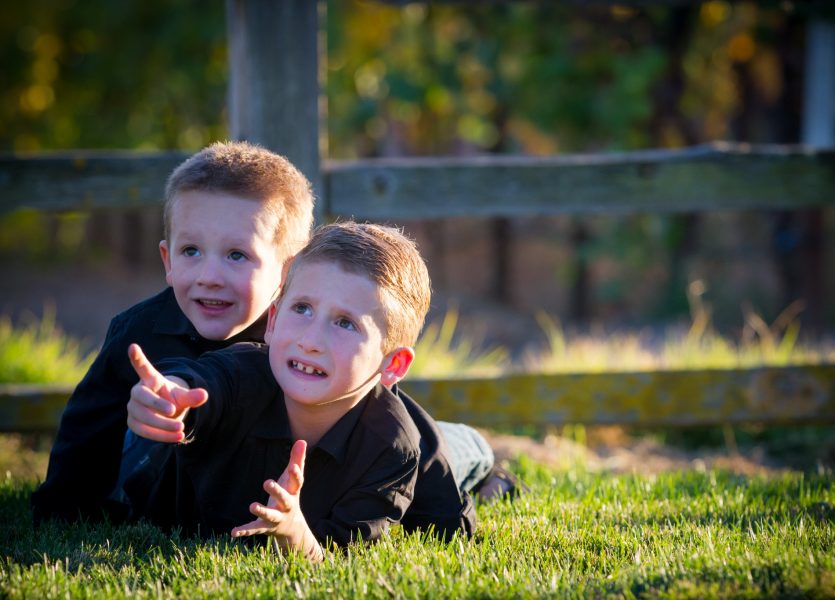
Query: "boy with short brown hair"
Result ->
[[32, 141, 314, 524], [126, 222, 443, 559]]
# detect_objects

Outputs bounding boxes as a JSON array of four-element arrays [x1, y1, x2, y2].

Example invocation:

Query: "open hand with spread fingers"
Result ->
[[231, 440, 323, 561], [126, 343, 209, 443]]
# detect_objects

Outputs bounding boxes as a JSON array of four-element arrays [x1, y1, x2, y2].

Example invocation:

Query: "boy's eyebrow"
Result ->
[[285, 292, 375, 321], [173, 228, 259, 247]]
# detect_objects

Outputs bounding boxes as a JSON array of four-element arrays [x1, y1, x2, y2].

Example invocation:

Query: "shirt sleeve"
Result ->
[[156, 352, 238, 449], [308, 445, 419, 548], [157, 345, 273, 453]]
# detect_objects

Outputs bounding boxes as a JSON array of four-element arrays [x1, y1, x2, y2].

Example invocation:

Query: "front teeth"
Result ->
[[291, 360, 325, 376], [201, 299, 226, 306]]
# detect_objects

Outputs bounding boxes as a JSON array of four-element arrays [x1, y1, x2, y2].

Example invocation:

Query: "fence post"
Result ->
[[797, 18, 835, 326], [225, 0, 324, 222], [802, 19, 835, 147]]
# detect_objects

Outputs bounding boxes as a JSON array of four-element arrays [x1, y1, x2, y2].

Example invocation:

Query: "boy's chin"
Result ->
[[192, 321, 243, 341]]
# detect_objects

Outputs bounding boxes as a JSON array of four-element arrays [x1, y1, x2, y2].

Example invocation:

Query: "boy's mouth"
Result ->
[[196, 299, 232, 309], [289, 359, 327, 377]]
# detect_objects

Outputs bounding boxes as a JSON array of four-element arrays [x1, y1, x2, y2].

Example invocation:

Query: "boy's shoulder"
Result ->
[[110, 287, 184, 333], [357, 384, 422, 457], [100, 288, 201, 365]]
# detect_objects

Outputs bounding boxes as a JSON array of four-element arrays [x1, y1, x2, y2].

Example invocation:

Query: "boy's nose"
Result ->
[[296, 323, 325, 353], [196, 258, 224, 287]]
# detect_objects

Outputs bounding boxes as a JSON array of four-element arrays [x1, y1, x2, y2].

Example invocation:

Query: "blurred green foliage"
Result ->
[[1, 1, 832, 325], [5, 1, 828, 154], [1, 0, 227, 151]]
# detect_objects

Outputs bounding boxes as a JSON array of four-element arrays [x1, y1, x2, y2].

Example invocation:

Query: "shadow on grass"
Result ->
[[0, 479, 270, 573]]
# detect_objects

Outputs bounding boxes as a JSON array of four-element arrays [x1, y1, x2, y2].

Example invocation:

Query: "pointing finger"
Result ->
[[128, 343, 165, 390]]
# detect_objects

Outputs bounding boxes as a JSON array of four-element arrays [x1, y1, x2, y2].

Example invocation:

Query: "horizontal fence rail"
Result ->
[[2, 364, 833, 433], [402, 365, 835, 428], [0, 152, 189, 213], [326, 143, 835, 218], [2, 143, 834, 217]]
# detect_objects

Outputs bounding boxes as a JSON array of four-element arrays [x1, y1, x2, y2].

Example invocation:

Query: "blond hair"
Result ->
[[164, 141, 314, 261], [282, 222, 431, 353]]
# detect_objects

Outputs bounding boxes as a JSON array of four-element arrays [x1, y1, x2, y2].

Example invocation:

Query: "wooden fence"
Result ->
[[2, 364, 834, 433], [2, 1, 834, 432]]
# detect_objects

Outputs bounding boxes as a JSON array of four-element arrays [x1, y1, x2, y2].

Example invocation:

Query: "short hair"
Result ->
[[164, 141, 315, 261], [282, 222, 431, 353]]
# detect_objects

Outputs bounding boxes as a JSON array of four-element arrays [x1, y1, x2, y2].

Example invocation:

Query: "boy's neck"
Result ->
[[284, 395, 366, 447]]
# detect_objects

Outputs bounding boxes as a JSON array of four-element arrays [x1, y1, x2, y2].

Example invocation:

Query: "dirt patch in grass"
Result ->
[[0, 434, 51, 482], [4, 425, 830, 488], [483, 426, 831, 476]]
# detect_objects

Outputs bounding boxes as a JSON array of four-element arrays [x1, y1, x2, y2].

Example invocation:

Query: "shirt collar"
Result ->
[[313, 384, 386, 464], [251, 387, 293, 440], [250, 385, 372, 459]]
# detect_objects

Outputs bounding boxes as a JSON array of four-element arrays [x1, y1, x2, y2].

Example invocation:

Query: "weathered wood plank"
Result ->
[[802, 19, 835, 147], [2, 365, 833, 432], [3, 144, 833, 217], [0, 385, 76, 433], [326, 142, 835, 218], [3, 144, 834, 217], [0, 152, 187, 214], [226, 0, 323, 221]]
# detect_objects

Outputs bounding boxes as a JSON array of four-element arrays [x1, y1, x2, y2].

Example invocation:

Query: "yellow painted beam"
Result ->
[[402, 365, 835, 427], [0, 385, 74, 432]]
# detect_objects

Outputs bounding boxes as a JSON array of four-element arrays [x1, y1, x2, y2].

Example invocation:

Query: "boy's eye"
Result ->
[[291, 303, 312, 316], [336, 317, 357, 332], [183, 246, 200, 257], [229, 250, 247, 262]]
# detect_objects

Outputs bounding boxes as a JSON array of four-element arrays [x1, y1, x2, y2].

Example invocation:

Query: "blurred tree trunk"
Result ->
[[569, 220, 589, 323], [649, 6, 700, 318], [488, 105, 513, 306], [770, 14, 825, 328]]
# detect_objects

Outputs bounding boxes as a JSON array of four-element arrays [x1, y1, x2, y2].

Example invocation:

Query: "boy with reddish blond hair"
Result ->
[[127, 222, 443, 558]]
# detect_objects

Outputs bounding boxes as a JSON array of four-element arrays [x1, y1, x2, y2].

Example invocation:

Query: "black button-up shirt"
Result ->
[[31, 288, 267, 524], [150, 343, 421, 547], [32, 288, 475, 539]]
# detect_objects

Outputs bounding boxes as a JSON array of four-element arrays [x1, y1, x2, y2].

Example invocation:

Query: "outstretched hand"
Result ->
[[126, 343, 208, 443], [231, 440, 322, 560]]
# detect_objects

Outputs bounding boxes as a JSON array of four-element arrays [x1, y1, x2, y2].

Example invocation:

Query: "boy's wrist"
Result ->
[[272, 515, 323, 561]]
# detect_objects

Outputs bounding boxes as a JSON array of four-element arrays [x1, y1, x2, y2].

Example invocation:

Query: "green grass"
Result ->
[[1, 462, 832, 598]]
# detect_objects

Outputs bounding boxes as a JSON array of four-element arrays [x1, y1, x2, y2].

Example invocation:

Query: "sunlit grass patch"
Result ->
[[0, 309, 94, 385], [527, 299, 834, 374], [411, 309, 509, 378]]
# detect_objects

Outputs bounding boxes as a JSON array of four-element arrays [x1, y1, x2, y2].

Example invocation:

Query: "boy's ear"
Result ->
[[380, 347, 415, 387], [264, 300, 279, 344], [159, 240, 173, 285]]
